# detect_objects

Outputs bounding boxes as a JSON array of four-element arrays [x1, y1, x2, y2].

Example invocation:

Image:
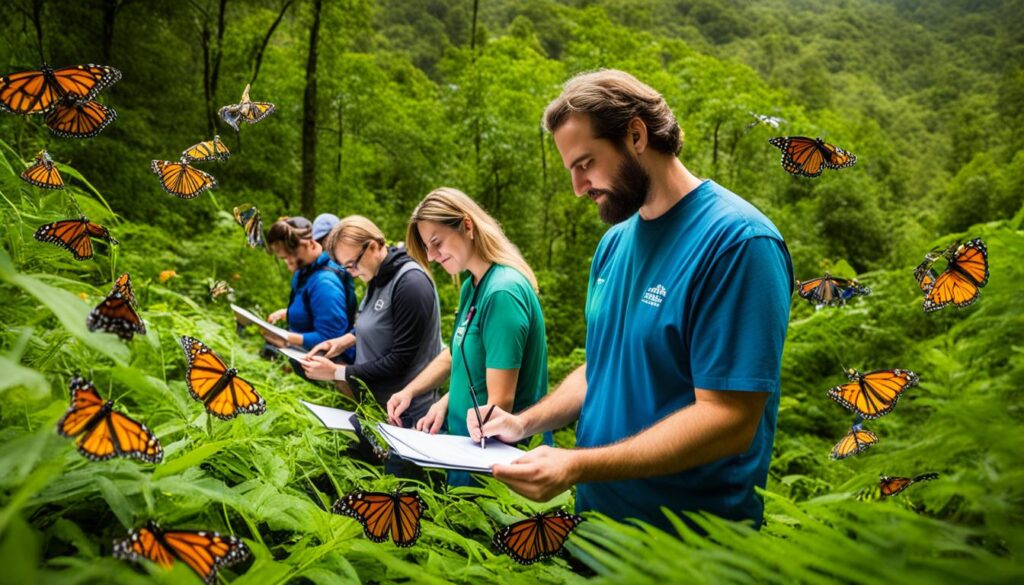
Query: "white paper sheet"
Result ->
[[299, 400, 356, 431], [231, 303, 290, 341], [375, 422, 526, 473], [275, 345, 310, 361]]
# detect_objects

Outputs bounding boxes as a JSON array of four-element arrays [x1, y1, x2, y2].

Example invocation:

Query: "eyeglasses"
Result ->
[[342, 241, 370, 271]]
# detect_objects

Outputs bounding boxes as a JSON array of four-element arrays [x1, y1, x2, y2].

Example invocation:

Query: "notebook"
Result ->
[[375, 422, 526, 473], [299, 400, 356, 432]]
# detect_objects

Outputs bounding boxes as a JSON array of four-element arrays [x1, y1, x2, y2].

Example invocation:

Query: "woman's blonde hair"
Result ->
[[324, 215, 387, 259], [406, 187, 538, 291]]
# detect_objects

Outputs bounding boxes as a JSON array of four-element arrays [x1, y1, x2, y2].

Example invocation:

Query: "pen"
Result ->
[[480, 404, 497, 448], [467, 386, 485, 449]]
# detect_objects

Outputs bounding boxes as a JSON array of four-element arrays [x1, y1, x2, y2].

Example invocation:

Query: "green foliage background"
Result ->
[[1, 0, 1022, 583]]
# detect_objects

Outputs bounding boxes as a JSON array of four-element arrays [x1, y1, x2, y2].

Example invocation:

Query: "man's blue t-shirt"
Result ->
[[577, 180, 793, 532]]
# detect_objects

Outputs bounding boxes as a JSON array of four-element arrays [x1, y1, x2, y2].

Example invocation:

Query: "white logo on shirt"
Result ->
[[374, 299, 385, 311], [596, 277, 606, 285], [641, 284, 667, 308]]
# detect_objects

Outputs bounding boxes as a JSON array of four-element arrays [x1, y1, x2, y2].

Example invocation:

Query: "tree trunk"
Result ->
[[250, 0, 293, 85], [336, 99, 343, 180], [301, 0, 323, 217]]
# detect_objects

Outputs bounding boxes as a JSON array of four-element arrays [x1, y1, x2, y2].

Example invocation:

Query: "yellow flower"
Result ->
[[159, 270, 177, 283], [78, 292, 89, 302], [231, 272, 242, 281]]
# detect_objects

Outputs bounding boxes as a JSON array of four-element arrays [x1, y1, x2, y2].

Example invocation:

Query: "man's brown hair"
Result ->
[[543, 69, 683, 156]]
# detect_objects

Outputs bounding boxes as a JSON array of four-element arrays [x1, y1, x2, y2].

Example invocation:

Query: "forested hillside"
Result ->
[[1, 1, 1022, 583]]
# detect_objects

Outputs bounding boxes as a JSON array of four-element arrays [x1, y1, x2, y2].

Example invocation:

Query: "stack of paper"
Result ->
[[375, 422, 526, 473], [299, 400, 356, 432], [231, 304, 310, 360], [231, 304, 290, 342]]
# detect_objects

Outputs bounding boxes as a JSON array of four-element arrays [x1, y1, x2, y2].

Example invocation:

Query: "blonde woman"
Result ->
[[387, 187, 549, 487]]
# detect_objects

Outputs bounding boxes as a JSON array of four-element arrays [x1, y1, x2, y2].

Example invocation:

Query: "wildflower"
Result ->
[[78, 292, 89, 302], [159, 270, 177, 283]]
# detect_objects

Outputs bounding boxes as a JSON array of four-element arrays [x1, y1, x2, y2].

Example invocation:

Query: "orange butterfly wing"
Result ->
[[829, 425, 878, 460], [56, 377, 161, 463], [880, 473, 937, 497], [114, 523, 249, 584], [241, 101, 275, 123], [151, 160, 217, 199], [20, 150, 64, 189], [334, 491, 427, 547], [820, 141, 857, 169], [923, 239, 988, 312], [180, 336, 265, 419], [827, 368, 918, 419], [494, 511, 583, 565], [0, 64, 120, 115], [45, 98, 116, 138], [769, 136, 856, 177], [181, 136, 230, 163], [57, 376, 106, 438], [34, 217, 118, 261], [111, 272, 138, 308], [87, 286, 146, 341]]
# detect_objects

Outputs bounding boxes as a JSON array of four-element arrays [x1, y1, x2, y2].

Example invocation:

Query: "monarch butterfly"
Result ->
[[208, 279, 234, 301], [34, 216, 118, 260], [181, 136, 230, 163], [879, 473, 939, 497], [179, 336, 266, 420], [233, 204, 264, 248], [218, 83, 275, 131], [45, 97, 116, 138], [830, 423, 878, 460], [796, 272, 871, 307], [151, 159, 217, 199], [922, 238, 989, 313], [56, 376, 162, 463], [20, 150, 63, 189], [0, 63, 121, 115], [827, 368, 919, 419], [87, 273, 146, 340], [768, 136, 857, 177], [113, 521, 250, 585], [110, 271, 138, 307], [332, 490, 427, 547], [493, 510, 584, 565]]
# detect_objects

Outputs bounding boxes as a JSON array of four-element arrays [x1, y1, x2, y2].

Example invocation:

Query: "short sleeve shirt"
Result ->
[[577, 180, 793, 531], [446, 264, 549, 437]]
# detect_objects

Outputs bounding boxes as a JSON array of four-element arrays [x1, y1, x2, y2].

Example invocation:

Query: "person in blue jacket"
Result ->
[[264, 216, 357, 364]]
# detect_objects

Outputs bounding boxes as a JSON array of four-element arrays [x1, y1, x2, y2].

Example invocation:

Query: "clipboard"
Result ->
[[231, 303, 290, 342], [375, 422, 526, 473]]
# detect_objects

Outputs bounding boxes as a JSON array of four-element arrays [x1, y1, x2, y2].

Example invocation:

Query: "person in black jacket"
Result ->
[[301, 216, 444, 474]]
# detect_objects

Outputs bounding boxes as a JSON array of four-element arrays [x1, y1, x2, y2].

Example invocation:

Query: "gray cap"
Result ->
[[312, 213, 340, 241]]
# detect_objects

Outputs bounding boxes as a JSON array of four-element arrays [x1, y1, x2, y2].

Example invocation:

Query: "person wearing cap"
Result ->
[[264, 216, 357, 365], [312, 213, 341, 246]]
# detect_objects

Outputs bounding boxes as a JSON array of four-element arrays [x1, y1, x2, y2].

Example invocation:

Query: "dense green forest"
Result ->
[[1, 0, 1022, 583]]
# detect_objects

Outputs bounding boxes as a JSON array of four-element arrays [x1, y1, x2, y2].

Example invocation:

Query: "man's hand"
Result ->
[[301, 355, 338, 381], [467, 406, 527, 444], [267, 308, 287, 324], [492, 446, 579, 502]]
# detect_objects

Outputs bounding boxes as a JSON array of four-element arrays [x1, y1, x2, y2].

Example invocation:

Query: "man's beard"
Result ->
[[588, 153, 650, 224]]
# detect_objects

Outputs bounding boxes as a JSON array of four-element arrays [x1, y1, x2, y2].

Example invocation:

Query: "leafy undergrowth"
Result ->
[[2, 147, 1023, 584]]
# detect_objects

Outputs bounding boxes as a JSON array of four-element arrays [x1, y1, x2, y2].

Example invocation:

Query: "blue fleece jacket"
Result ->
[[288, 252, 356, 361]]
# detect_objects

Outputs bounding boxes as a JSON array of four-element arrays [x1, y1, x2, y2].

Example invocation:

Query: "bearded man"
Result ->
[[469, 70, 794, 532]]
